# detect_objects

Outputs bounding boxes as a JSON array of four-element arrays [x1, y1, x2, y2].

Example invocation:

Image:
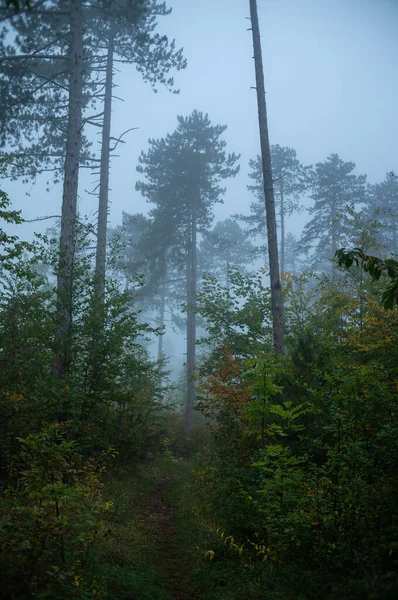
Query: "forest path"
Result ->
[[142, 478, 193, 599], [138, 456, 198, 600]]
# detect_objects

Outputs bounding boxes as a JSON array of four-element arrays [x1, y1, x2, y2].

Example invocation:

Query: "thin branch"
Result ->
[[84, 111, 105, 120], [84, 183, 100, 196], [85, 120, 103, 128], [0, 54, 67, 62], [109, 127, 138, 152], [25, 214, 61, 223]]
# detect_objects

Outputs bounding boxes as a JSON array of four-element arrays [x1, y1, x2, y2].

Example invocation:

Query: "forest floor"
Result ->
[[98, 454, 198, 600], [142, 467, 196, 600]]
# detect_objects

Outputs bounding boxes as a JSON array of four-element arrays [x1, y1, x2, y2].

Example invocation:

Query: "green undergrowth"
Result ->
[[132, 452, 266, 600], [170, 462, 264, 600], [106, 452, 272, 600], [92, 453, 196, 600]]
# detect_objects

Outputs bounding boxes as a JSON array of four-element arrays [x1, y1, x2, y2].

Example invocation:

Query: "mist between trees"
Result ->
[[0, 1, 397, 599]]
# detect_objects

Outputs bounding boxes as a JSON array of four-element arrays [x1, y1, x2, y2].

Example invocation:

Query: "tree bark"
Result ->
[[55, 0, 84, 376], [249, 0, 284, 355], [392, 219, 397, 255], [225, 260, 230, 290], [186, 196, 197, 437], [157, 283, 166, 389], [280, 183, 285, 274], [331, 193, 336, 279], [95, 21, 115, 302], [157, 284, 166, 363]]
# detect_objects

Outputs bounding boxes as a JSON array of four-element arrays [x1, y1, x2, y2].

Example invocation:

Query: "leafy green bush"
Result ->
[[0, 424, 107, 599], [187, 272, 398, 599], [0, 185, 169, 597]]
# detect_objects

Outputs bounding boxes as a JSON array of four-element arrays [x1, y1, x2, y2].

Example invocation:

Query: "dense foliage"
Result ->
[[182, 268, 398, 599], [0, 3, 396, 598], [0, 182, 170, 599]]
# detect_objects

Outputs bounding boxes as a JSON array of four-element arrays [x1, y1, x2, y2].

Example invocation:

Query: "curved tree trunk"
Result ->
[[55, 0, 84, 376], [249, 0, 284, 356]]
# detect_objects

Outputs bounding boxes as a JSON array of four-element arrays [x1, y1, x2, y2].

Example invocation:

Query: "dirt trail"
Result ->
[[143, 478, 196, 600]]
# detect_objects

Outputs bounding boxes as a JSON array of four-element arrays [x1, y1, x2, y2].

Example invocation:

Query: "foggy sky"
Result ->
[[4, 0, 398, 240]]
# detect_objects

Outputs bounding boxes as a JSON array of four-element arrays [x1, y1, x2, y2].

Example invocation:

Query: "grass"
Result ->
[[89, 453, 195, 599], [86, 451, 258, 600]]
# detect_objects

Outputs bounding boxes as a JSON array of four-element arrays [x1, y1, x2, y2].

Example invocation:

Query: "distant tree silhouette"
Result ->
[[136, 110, 239, 436], [299, 153, 366, 274]]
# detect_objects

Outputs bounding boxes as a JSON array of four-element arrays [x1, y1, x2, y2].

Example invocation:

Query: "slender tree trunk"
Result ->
[[225, 260, 230, 290], [249, 0, 284, 356], [95, 22, 115, 302], [280, 183, 285, 274], [157, 284, 166, 363], [392, 221, 397, 255], [55, 0, 84, 376], [157, 284, 166, 389], [331, 193, 336, 279], [186, 197, 197, 437], [291, 248, 296, 273]]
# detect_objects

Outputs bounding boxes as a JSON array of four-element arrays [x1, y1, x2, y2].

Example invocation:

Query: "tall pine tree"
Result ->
[[365, 171, 398, 255], [244, 145, 310, 271], [0, 0, 185, 375], [249, 0, 284, 355], [199, 218, 255, 286], [136, 110, 240, 436], [299, 153, 366, 273], [92, 0, 186, 303]]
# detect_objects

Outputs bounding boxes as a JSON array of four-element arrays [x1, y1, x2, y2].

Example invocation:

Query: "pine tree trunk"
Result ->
[[55, 0, 84, 376], [291, 249, 296, 273], [331, 193, 336, 278], [157, 284, 166, 389], [95, 22, 115, 302], [157, 284, 166, 363], [280, 183, 285, 274], [249, 0, 284, 356], [186, 197, 197, 437], [392, 221, 397, 255], [225, 260, 230, 290]]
